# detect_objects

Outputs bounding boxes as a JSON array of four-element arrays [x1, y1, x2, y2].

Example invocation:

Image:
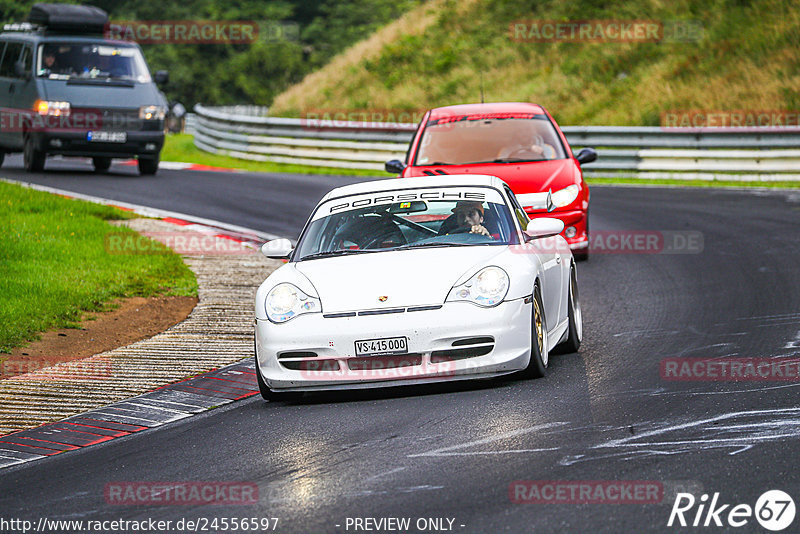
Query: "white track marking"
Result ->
[[408, 422, 567, 458]]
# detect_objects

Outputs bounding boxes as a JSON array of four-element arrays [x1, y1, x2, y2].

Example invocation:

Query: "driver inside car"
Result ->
[[438, 201, 491, 237], [495, 127, 556, 160]]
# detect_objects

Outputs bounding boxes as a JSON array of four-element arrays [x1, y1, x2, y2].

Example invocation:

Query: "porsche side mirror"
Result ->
[[385, 159, 406, 174], [575, 147, 597, 165], [261, 238, 293, 260], [525, 218, 565, 239]]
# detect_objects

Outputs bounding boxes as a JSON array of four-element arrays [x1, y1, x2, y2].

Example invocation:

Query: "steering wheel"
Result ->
[[505, 133, 545, 159], [447, 225, 471, 235]]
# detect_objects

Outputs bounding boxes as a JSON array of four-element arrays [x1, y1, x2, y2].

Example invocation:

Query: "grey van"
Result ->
[[0, 4, 168, 175]]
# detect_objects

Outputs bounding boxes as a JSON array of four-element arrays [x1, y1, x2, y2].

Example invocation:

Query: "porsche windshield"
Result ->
[[295, 188, 520, 261], [415, 113, 566, 165], [37, 43, 152, 83]]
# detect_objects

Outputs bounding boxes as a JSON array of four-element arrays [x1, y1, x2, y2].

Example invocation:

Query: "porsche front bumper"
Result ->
[[255, 298, 533, 392]]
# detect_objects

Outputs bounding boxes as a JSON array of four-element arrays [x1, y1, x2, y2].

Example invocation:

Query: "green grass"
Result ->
[[161, 134, 384, 177], [0, 181, 198, 353], [271, 0, 799, 127]]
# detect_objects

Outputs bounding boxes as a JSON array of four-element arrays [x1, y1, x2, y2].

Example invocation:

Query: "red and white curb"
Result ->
[[0, 179, 286, 469], [117, 160, 244, 173], [0, 361, 260, 469]]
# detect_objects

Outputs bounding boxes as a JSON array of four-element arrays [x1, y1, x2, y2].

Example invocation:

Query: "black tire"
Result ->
[[520, 284, 548, 379], [560, 264, 582, 353], [574, 212, 589, 261], [92, 157, 112, 172], [0, 152, 5, 168], [23, 135, 45, 172], [137, 156, 159, 175]]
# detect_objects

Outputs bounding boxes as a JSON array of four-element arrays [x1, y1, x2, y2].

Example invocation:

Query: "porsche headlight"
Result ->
[[447, 266, 509, 307], [550, 184, 580, 208], [265, 283, 320, 323]]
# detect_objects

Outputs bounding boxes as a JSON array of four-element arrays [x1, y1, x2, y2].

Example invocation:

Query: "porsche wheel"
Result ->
[[560, 264, 582, 353], [521, 284, 548, 378]]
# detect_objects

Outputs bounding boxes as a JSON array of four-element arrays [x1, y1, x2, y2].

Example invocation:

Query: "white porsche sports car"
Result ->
[[254, 174, 581, 400]]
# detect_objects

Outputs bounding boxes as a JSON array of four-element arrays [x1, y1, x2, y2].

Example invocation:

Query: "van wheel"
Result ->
[[138, 156, 159, 175], [23, 136, 45, 172], [93, 157, 111, 172], [0, 152, 4, 168]]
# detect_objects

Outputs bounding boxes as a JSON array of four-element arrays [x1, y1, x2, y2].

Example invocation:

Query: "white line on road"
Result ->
[[408, 422, 566, 458]]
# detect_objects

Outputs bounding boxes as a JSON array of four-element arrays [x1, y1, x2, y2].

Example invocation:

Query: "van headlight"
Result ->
[[265, 283, 321, 323], [35, 100, 70, 117], [139, 105, 166, 120], [550, 184, 580, 208], [447, 266, 509, 307]]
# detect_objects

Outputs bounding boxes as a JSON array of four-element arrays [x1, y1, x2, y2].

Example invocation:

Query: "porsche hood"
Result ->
[[293, 246, 506, 313]]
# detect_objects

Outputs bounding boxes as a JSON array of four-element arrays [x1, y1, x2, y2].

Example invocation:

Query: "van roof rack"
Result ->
[[26, 3, 109, 35]]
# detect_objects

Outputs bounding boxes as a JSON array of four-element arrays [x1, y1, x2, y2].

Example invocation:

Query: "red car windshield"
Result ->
[[415, 114, 567, 165]]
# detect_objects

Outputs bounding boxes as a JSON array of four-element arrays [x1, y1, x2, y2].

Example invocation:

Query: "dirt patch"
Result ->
[[1, 296, 197, 379]]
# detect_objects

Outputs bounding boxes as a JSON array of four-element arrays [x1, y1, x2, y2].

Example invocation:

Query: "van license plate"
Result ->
[[88, 131, 126, 143]]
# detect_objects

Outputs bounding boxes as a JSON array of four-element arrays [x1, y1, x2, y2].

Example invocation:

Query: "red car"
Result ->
[[385, 102, 596, 260]]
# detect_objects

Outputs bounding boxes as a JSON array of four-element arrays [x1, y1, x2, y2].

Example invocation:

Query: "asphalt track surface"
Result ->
[[2, 155, 800, 533]]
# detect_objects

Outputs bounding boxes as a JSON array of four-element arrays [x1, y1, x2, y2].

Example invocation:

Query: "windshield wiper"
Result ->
[[299, 249, 369, 261], [398, 242, 472, 250], [492, 158, 544, 163], [66, 76, 135, 87]]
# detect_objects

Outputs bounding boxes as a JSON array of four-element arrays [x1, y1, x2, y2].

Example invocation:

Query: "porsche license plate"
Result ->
[[354, 336, 408, 357], [88, 131, 126, 143]]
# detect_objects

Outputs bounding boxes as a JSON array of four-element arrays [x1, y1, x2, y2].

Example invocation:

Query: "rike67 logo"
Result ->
[[668, 490, 795, 531]]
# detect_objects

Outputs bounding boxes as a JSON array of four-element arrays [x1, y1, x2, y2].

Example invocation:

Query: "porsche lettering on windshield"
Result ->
[[328, 190, 486, 214]]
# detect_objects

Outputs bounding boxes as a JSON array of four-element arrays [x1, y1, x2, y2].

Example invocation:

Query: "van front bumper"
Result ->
[[30, 130, 164, 158]]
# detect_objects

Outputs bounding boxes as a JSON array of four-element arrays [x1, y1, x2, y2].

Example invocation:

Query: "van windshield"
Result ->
[[37, 43, 151, 83]]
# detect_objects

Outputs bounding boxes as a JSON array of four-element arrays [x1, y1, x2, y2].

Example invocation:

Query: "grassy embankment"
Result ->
[[0, 181, 197, 353], [243, 0, 798, 188], [271, 0, 799, 126]]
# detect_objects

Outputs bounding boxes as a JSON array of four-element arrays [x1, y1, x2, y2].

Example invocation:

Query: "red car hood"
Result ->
[[405, 159, 577, 194]]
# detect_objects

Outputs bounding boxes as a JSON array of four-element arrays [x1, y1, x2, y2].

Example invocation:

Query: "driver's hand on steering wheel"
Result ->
[[470, 224, 490, 237]]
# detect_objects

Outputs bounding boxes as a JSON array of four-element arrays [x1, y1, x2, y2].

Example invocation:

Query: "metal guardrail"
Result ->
[[192, 104, 800, 180]]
